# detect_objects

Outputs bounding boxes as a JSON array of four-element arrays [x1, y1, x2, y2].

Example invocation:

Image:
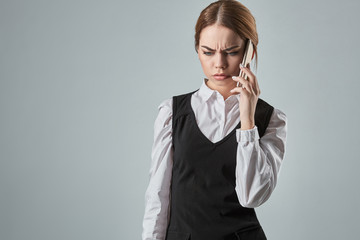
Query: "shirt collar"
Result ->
[[198, 78, 215, 102], [198, 78, 240, 103]]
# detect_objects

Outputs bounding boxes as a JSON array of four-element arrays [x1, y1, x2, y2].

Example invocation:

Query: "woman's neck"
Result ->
[[205, 79, 237, 100]]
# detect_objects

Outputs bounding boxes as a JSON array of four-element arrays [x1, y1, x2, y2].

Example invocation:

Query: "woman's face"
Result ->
[[198, 24, 245, 89]]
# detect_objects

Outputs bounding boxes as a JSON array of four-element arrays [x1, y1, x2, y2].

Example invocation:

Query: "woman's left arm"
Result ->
[[234, 109, 287, 208], [231, 65, 287, 208]]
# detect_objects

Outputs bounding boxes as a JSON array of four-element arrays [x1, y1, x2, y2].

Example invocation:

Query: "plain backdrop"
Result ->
[[1, 0, 360, 239]]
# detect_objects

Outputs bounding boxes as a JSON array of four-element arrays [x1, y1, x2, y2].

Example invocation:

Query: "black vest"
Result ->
[[165, 90, 274, 240]]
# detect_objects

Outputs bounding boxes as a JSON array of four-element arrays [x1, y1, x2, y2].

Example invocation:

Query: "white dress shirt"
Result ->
[[142, 79, 287, 240]]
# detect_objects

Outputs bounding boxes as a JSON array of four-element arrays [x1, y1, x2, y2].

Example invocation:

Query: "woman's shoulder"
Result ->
[[157, 98, 172, 111], [157, 89, 198, 111], [173, 89, 199, 99], [272, 108, 287, 123], [155, 98, 173, 122], [153, 98, 173, 131]]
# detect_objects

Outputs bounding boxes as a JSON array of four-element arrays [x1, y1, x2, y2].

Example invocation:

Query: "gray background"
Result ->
[[1, 0, 359, 239]]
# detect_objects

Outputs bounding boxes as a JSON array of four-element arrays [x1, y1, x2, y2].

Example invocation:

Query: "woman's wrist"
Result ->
[[240, 120, 255, 130]]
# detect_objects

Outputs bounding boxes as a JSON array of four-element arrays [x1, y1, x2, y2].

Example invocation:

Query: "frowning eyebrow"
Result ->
[[200, 45, 241, 51]]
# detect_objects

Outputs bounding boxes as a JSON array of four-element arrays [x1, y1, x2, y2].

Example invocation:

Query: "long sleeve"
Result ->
[[234, 108, 287, 208], [142, 98, 173, 240]]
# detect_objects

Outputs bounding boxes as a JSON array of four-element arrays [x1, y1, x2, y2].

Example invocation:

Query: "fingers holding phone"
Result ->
[[237, 66, 260, 96], [230, 67, 259, 96]]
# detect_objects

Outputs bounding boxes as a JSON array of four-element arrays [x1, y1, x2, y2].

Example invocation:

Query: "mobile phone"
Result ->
[[237, 39, 254, 87]]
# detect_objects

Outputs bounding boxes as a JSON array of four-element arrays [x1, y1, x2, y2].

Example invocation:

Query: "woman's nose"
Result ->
[[215, 53, 227, 69]]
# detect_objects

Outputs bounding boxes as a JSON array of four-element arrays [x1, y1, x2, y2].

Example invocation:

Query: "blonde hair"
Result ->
[[195, 0, 259, 67]]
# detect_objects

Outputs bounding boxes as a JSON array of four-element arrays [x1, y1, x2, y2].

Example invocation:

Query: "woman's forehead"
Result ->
[[199, 24, 245, 48]]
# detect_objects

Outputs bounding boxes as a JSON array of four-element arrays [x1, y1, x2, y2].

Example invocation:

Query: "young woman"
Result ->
[[142, 1, 287, 239]]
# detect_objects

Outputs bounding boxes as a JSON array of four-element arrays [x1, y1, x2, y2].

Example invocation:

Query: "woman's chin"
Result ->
[[208, 77, 234, 86]]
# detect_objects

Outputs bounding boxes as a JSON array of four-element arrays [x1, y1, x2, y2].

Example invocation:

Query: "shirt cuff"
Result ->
[[236, 126, 259, 142]]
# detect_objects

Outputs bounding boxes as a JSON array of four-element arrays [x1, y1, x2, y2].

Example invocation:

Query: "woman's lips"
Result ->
[[213, 74, 230, 80]]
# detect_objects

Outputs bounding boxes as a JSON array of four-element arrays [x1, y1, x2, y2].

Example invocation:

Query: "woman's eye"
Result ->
[[227, 51, 239, 56], [203, 51, 213, 56]]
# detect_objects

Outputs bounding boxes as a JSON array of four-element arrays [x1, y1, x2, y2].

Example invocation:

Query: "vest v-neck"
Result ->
[[187, 93, 241, 146]]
